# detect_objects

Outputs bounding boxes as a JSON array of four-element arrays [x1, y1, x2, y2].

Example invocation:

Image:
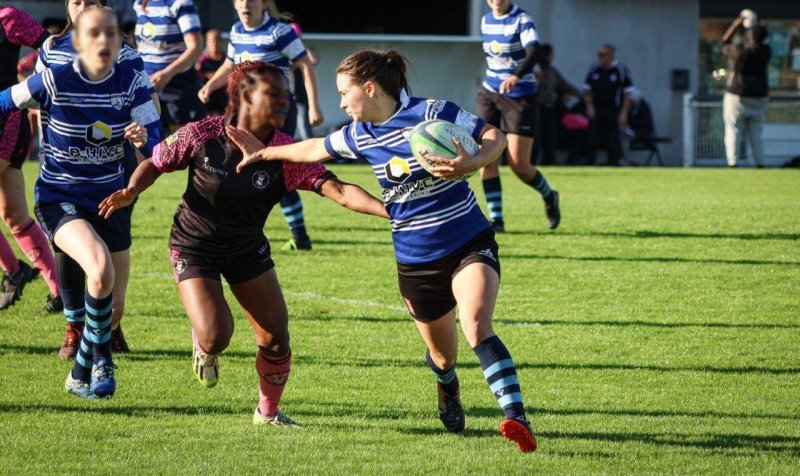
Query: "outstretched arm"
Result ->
[[98, 159, 163, 218], [226, 126, 332, 172], [319, 178, 388, 218]]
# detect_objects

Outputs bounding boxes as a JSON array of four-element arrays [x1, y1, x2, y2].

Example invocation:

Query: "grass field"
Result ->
[[0, 165, 798, 474]]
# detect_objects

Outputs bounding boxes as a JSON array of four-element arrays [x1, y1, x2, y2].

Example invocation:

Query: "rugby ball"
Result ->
[[409, 119, 479, 180]]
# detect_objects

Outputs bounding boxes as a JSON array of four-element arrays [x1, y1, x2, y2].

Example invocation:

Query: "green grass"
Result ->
[[1, 165, 798, 474]]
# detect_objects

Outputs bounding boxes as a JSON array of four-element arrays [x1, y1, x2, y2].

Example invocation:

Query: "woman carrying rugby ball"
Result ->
[[227, 49, 538, 453]]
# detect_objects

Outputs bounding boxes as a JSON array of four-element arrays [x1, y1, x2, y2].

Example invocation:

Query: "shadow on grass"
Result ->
[[467, 405, 800, 422], [2, 346, 798, 375], [497, 319, 800, 330], [502, 253, 798, 267], [0, 402, 247, 417], [500, 230, 800, 241]]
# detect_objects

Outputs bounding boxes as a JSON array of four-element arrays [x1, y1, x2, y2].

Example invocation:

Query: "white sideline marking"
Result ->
[[137, 272, 407, 313]]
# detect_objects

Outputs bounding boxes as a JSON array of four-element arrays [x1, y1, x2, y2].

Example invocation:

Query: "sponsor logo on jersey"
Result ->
[[202, 157, 229, 177], [166, 132, 179, 146], [384, 157, 412, 183], [382, 176, 438, 204], [60, 202, 77, 215], [240, 51, 253, 62], [252, 170, 270, 189], [489, 40, 503, 56], [86, 121, 111, 146], [141, 22, 156, 40], [68, 144, 125, 163]]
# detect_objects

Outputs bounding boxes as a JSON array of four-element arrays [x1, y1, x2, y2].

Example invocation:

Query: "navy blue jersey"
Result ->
[[481, 4, 539, 98], [324, 95, 490, 264], [134, 0, 202, 75], [0, 61, 161, 209], [37, 32, 155, 95], [227, 14, 307, 83]]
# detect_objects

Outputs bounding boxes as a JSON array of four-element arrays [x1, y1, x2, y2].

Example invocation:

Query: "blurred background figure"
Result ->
[[583, 43, 634, 166], [290, 22, 318, 140], [625, 88, 655, 144], [196, 29, 228, 116], [534, 43, 580, 165], [721, 10, 771, 168]]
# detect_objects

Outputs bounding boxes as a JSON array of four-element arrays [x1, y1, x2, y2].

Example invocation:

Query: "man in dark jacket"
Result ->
[[722, 15, 771, 167]]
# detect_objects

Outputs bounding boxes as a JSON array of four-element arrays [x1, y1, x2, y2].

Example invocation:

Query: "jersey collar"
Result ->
[[242, 12, 271, 31], [492, 4, 518, 20], [373, 89, 411, 127], [72, 58, 115, 84]]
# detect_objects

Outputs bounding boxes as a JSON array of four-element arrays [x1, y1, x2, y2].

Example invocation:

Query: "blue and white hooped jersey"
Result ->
[[325, 94, 490, 264], [0, 61, 161, 209], [227, 14, 307, 82], [134, 0, 201, 75], [36, 32, 155, 95], [481, 4, 539, 98]]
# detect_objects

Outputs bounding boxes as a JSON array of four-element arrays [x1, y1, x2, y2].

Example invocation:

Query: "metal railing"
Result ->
[[682, 94, 800, 167]]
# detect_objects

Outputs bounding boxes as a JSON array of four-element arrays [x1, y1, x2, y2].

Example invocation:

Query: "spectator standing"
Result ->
[[197, 29, 228, 116], [535, 44, 580, 165], [721, 13, 771, 168], [583, 44, 634, 166]]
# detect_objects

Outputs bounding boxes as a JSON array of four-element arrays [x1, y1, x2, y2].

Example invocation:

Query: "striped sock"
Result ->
[[526, 171, 554, 202], [85, 292, 113, 364], [71, 333, 93, 381], [426, 350, 458, 395], [482, 177, 504, 221], [473, 335, 526, 420], [280, 191, 308, 241]]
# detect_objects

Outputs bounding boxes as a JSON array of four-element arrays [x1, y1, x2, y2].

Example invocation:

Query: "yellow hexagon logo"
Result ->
[[86, 121, 112, 146], [240, 51, 253, 62], [384, 157, 412, 183], [489, 40, 502, 55], [141, 22, 156, 39]]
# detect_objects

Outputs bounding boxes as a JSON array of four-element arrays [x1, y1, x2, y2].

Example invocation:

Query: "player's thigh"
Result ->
[[452, 262, 500, 347], [0, 167, 31, 230], [177, 277, 234, 350], [53, 218, 114, 283], [414, 310, 459, 368], [229, 268, 290, 351]]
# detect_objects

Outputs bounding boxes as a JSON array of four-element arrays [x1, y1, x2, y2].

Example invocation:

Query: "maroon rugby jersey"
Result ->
[[0, 7, 48, 90], [152, 115, 334, 256]]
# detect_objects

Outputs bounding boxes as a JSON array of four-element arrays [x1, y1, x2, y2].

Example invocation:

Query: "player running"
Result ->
[[134, 0, 205, 132], [228, 49, 538, 452], [38, 0, 160, 357], [0, 6, 61, 313], [0, 6, 161, 398], [99, 61, 387, 426], [198, 0, 326, 251], [478, 0, 560, 232]]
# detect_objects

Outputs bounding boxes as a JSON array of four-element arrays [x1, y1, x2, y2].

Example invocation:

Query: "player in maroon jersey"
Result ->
[[0, 6, 61, 312], [100, 61, 387, 426]]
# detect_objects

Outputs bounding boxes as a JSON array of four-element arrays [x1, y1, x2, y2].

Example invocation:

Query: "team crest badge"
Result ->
[[252, 171, 270, 189], [111, 96, 124, 110], [60, 203, 77, 215], [174, 258, 188, 275]]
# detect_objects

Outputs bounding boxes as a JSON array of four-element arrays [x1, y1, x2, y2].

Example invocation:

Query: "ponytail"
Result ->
[[266, 2, 292, 22], [336, 49, 411, 100]]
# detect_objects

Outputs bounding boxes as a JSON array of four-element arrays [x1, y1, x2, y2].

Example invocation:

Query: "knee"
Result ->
[[258, 330, 290, 357], [86, 259, 115, 296], [3, 211, 31, 234], [509, 162, 534, 182], [200, 327, 233, 355], [463, 322, 495, 348], [429, 350, 456, 371]]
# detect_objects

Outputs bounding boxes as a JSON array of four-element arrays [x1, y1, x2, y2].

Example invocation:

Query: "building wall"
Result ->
[[8, 0, 700, 165]]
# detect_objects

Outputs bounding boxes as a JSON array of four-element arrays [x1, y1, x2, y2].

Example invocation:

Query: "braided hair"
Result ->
[[225, 60, 286, 116]]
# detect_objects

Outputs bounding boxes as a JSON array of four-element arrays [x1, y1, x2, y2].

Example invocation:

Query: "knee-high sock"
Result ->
[[256, 349, 291, 416], [84, 292, 113, 364], [525, 171, 554, 202], [71, 332, 93, 381], [481, 177, 503, 221], [0, 233, 20, 274], [13, 220, 58, 296], [56, 252, 85, 324], [426, 350, 459, 395], [279, 191, 308, 241], [473, 335, 527, 420]]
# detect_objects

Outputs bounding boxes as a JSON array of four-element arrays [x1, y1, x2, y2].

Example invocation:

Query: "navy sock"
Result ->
[[280, 191, 308, 241], [473, 335, 526, 420], [425, 350, 459, 395], [71, 333, 93, 381], [481, 177, 503, 222], [526, 171, 554, 202], [85, 292, 113, 365], [56, 252, 86, 325]]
